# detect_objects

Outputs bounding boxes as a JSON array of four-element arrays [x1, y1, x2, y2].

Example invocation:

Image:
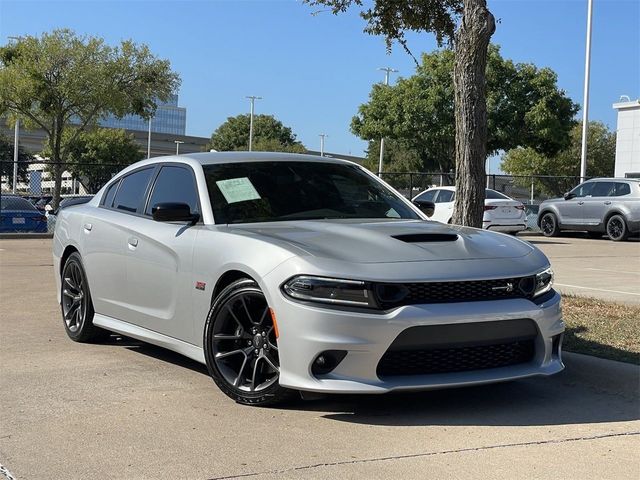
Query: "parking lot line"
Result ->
[[555, 283, 640, 297]]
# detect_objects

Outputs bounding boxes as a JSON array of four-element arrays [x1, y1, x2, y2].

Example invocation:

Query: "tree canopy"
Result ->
[[354, 46, 578, 172], [0, 135, 34, 189], [206, 114, 306, 153], [501, 121, 616, 196], [49, 128, 144, 193], [0, 29, 180, 206]]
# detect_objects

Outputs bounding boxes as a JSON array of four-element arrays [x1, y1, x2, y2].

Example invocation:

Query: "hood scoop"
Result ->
[[392, 233, 459, 243]]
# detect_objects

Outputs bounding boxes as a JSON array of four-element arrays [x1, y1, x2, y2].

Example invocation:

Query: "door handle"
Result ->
[[128, 237, 138, 248], [83, 223, 92, 232], [604, 201, 611, 205]]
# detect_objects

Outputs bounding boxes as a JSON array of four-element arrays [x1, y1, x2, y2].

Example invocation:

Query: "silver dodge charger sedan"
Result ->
[[53, 152, 564, 405]]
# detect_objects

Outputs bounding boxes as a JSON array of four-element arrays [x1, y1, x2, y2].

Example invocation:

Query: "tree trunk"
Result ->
[[452, 0, 495, 227]]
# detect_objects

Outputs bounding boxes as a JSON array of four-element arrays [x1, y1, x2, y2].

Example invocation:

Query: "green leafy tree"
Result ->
[[0, 29, 180, 207], [305, 0, 495, 227], [501, 121, 616, 197], [355, 46, 578, 173], [46, 128, 143, 193], [206, 114, 306, 153], [1, 135, 33, 189]]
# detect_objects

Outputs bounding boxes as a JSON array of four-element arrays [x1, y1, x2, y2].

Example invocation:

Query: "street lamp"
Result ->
[[377, 67, 398, 177], [319, 134, 328, 157], [579, 0, 594, 182], [174, 140, 184, 155], [246, 96, 262, 151]]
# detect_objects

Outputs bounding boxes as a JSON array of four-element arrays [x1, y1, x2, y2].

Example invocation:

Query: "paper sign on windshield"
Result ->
[[216, 177, 261, 204]]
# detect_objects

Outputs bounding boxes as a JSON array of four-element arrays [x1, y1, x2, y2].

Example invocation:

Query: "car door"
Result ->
[[122, 164, 201, 343], [82, 168, 154, 321], [582, 181, 615, 226], [433, 189, 454, 223], [556, 181, 594, 226]]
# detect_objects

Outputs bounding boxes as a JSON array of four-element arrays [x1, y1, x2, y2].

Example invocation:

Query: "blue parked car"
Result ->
[[0, 195, 48, 233]]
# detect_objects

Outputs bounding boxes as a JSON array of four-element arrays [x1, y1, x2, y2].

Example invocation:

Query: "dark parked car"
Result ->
[[0, 195, 48, 233]]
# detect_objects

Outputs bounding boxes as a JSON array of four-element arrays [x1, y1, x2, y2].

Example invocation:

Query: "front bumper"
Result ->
[[270, 290, 564, 393]]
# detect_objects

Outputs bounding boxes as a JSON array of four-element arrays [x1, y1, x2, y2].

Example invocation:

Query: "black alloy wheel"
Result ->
[[606, 214, 629, 242], [204, 278, 295, 406], [61, 252, 104, 342], [540, 212, 560, 237]]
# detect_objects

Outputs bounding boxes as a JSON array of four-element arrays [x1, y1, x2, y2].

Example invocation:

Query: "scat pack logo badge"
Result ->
[[195, 281, 206, 291]]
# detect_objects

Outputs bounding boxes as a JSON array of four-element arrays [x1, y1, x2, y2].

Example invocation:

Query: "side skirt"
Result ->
[[93, 313, 206, 365]]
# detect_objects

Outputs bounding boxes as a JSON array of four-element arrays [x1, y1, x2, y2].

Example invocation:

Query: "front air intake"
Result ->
[[392, 233, 458, 243]]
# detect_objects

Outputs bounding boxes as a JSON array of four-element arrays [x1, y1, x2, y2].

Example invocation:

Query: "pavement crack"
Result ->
[[207, 431, 640, 480]]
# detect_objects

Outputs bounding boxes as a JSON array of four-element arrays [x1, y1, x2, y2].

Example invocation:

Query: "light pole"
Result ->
[[147, 118, 152, 159], [8, 37, 23, 194], [579, 0, 593, 182], [377, 67, 398, 177], [246, 96, 262, 151], [174, 140, 184, 155], [319, 134, 328, 156], [12, 118, 19, 194]]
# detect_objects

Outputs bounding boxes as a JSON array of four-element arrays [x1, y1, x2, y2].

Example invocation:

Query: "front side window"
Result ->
[[591, 181, 615, 197], [145, 166, 199, 215], [570, 182, 595, 198], [112, 168, 154, 213], [415, 189, 438, 202], [203, 161, 420, 224]]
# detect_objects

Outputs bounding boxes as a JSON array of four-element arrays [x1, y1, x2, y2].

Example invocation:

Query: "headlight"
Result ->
[[282, 276, 377, 308], [533, 267, 554, 297]]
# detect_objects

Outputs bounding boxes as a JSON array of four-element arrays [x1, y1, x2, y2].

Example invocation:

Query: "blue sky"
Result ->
[[1, 0, 639, 170]]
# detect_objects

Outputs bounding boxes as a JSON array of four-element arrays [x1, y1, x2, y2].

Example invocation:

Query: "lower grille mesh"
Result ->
[[377, 340, 535, 377]]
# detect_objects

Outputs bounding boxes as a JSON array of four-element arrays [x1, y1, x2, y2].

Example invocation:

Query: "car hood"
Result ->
[[224, 219, 535, 264]]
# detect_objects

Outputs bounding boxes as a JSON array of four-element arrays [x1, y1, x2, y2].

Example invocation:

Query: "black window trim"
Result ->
[[99, 165, 159, 218], [142, 163, 203, 224]]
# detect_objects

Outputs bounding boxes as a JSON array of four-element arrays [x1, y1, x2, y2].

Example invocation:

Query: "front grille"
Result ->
[[376, 277, 534, 309], [376, 320, 537, 377], [377, 340, 535, 377]]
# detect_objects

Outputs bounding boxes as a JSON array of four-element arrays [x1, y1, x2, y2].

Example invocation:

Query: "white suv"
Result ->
[[413, 187, 527, 234]]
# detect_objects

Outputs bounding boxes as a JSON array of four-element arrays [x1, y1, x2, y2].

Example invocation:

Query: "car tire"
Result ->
[[540, 212, 560, 237], [203, 278, 296, 406], [60, 252, 107, 342], [606, 214, 629, 242]]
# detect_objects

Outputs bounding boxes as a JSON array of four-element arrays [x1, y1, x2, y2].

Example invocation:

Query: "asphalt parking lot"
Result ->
[[1, 238, 639, 480]]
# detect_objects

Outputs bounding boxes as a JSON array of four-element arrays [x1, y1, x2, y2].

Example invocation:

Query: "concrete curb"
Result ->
[[0, 233, 54, 239]]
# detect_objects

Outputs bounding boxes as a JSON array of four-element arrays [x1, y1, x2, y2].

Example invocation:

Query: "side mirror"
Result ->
[[152, 202, 199, 224], [563, 192, 576, 200], [412, 199, 435, 218]]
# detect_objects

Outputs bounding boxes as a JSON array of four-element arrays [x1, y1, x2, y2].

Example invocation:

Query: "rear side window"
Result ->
[[112, 168, 154, 213], [614, 183, 631, 196], [591, 181, 615, 197], [145, 166, 199, 215], [0, 196, 37, 211], [102, 180, 120, 207], [435, 190, 454, 203]]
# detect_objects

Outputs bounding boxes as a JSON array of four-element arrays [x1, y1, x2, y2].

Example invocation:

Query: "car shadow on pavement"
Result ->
[[283, 354, 640, 427]]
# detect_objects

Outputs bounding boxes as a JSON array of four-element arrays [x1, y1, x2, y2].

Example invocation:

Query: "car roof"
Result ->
[[585, 178, 640, 182]]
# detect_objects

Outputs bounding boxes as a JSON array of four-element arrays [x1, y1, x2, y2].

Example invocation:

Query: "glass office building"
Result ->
[[99, 95, 187, 135]]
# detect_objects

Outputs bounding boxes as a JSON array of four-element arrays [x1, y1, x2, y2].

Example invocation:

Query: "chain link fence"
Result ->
[[2, 160, 585, 234], [1, 160, 129, 233]]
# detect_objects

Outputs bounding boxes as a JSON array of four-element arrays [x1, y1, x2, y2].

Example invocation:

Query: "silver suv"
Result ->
[[538, 178, 640, 241]]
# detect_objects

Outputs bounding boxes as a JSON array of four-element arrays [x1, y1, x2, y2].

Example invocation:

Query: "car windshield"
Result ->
[[485, 189, 511, 200], [0, 196, 38, 211], [203, 161, 421, 224]]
